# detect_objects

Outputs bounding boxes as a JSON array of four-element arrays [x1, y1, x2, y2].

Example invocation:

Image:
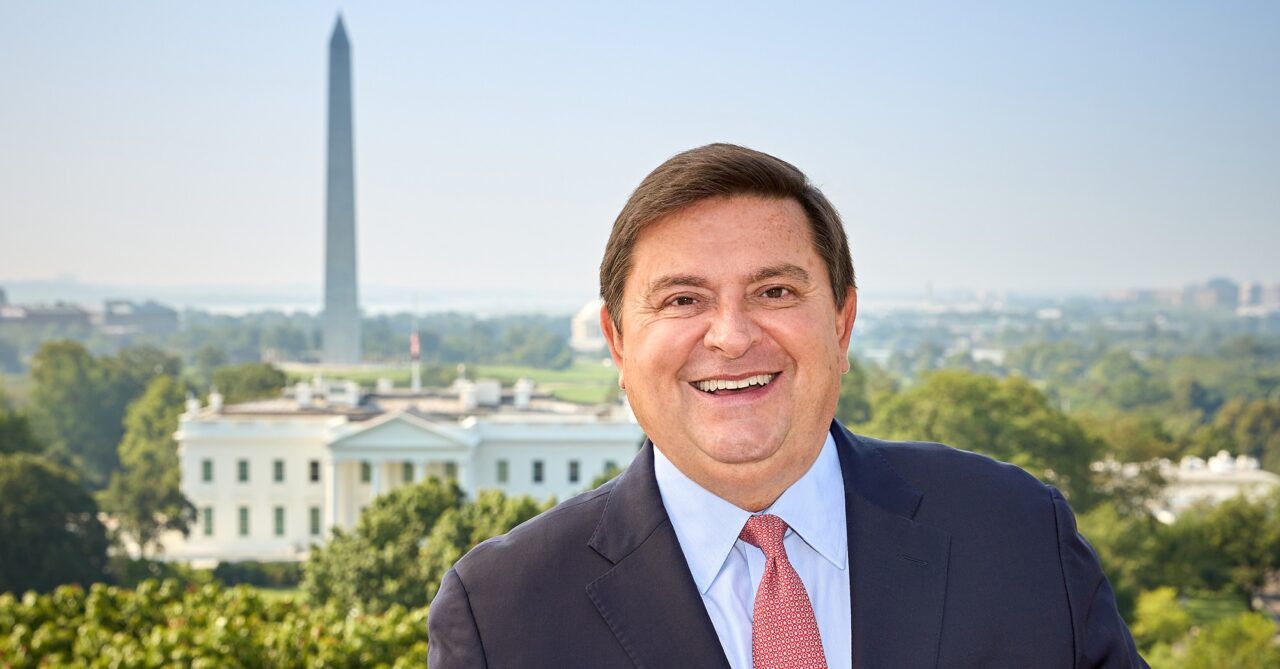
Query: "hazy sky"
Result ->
[[2, 1, 1277, 304]]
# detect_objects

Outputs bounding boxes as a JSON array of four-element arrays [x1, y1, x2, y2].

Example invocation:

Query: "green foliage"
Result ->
[[303, 477, 463, 615], [0, 401, 42, 456], [1211, 399, 1280, 473], [419, 490, 550, 602], [836, 358, 872, 425], [1147, 612, 1280, 669], [0, 453, 107, 594], [1076, 502, 1162, 618], [0, 580, 429, 667], [303, 480, 551, 615], [212, 561, 303, 589], [867, 370, 1102, 506], [103, 556, 214, 589], [591, 465, 623, 489], [211, 362, 287, 403], [100, 375, 195, 556], [27, 342, 178, 488], [1130, 587, 1192, 650]]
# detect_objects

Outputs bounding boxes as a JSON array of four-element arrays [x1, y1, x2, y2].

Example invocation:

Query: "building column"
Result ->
[[413, 460, 426, 484], [326, 460, 340, 534], [371, 459, 384, 497], [454, 459, 471, 495]]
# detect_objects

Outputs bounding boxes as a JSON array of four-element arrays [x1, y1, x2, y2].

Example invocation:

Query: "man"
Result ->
[[428, 144, 1146, 668]]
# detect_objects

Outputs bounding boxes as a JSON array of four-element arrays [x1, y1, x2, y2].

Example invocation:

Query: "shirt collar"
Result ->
[[653, 430, 847, 595]]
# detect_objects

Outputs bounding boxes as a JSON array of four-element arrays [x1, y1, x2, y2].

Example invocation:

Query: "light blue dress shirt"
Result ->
[[653, 433, 851, 669]]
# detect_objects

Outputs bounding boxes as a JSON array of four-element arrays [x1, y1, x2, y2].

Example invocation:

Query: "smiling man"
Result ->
[[428, 144, 1146, 668]]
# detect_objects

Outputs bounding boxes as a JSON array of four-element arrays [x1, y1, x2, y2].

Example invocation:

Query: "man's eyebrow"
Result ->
[[643, 274, 710, 300], [749, 263, 812, 285]]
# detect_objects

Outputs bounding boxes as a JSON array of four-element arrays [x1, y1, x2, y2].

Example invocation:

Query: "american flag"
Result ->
[[410, 331, 421, 360]]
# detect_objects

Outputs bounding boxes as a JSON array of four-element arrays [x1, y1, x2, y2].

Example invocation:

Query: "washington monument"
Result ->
[[323, 15, 361, 364]]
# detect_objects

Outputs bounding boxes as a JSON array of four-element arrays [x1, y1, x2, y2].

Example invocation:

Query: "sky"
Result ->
[[1, 1, 1277, 310]]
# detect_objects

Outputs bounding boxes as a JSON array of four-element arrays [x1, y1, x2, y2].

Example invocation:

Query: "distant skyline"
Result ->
[[2, 2, 1278, 303]]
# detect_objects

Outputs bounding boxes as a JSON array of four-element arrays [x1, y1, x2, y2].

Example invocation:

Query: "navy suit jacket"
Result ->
[[428, 422, 1147, 668]]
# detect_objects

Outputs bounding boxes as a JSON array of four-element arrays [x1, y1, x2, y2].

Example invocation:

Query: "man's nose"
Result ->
[[703, 301, 760, 358]]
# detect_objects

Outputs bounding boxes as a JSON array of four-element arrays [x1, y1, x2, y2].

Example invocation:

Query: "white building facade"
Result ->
[[169, 380, 643, 563]]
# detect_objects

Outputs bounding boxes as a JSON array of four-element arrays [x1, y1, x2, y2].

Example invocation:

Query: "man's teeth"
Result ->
[[695, 374, 776, 393]]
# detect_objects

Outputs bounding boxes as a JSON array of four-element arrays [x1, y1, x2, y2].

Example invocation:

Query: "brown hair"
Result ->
[[599, 143, 856, 329]]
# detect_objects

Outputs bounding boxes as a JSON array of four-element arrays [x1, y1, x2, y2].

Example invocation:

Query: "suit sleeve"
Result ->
[[1049, 487, 1148, 669], [427, 568, 489, 669]]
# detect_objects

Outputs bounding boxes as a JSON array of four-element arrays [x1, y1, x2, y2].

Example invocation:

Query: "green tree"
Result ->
[[99, 375, 195, 557], [303, 477, 463, 614], [0, 400, 42, 455], [1076, 501, 1162, 619], [0, 453, 108, 593], [27, 342, 178, 488], [867, 370, 1102, 506], [1176, 613, 1280, 669], [1130, 587, 1192, 651], [418, 490, 550, 602], [1214, 399, 1280, 473], [836, 357, 871, 425], [212, 362, 287, 403]]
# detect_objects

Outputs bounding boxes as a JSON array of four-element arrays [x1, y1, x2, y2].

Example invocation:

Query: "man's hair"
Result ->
[[599, 143, 856, 329]]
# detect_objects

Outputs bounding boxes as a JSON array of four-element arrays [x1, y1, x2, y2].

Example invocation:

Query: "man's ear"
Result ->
[[837, 288, 858, 374], [600, 304, 626, 388]]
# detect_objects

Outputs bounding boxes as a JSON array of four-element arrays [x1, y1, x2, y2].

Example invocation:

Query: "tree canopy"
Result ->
[[99, 375, 195, 557], [0, 453, 108, 594], [866, 370, 1103, 506]]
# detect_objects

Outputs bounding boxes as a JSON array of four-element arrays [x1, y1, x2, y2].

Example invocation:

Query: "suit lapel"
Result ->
[[834, 423, 951, 668], [586, 442, 731, 669]]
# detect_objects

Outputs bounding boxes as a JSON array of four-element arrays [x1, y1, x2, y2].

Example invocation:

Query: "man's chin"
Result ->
[[693, 429, 786, 467]]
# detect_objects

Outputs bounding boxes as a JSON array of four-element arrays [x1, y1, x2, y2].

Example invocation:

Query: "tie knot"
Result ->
[[738, 513, 789, 558]]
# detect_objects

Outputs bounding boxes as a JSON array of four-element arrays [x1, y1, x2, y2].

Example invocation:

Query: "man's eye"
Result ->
[[761, 286, 791, 298], [669, 296, 698, 307]]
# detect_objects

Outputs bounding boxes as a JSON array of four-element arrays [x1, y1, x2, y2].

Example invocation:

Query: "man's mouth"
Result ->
[[691, 373, 778, 395]]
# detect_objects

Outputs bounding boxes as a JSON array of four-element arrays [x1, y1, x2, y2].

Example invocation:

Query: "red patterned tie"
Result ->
[[739, 514, 828, 669]]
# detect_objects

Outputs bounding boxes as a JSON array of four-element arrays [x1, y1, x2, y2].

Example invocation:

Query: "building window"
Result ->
[[274, 506, 286, 537], [309, 459, 321, 483], [444, 462, 458, 480], [237, 459, 249, 483], [402, 461, 414, 483], [273, 459, 285, 483], [605, 460, 618, 474], [310, 506, 321, 536], [238, 506, 249, 536], [569, 460, 580, 484], [202, 507, 213, 536], [201, 459, 213, 483], [497, 459, 509, 483], [533, 460, 544, 484], [360, 461, 371, 483]]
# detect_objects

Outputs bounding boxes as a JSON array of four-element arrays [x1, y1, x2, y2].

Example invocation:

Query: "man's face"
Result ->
[[602, 195, 856, 500]]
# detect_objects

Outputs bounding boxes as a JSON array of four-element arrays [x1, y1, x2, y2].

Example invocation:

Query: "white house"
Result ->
[[167, 377, 643, 563]]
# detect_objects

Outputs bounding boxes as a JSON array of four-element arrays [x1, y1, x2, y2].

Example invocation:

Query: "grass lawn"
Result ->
[[1182, 592, 1250, 625], [250, 586, 304, 605], [282, 361, 620, 405]]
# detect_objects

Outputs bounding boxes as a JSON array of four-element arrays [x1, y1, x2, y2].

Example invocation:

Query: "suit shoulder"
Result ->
[[452, 480, 614, 581], [854, 433, 1051, 506]]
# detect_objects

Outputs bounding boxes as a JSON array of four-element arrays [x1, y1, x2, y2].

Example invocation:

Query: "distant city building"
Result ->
[[322, 15, 361, 365], [167, 376, 642, 563], [0, 302, 92, 330], [569, 298, 607, 357], [99, 299, 179, 337], [1188, 277, 1240, 310]]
